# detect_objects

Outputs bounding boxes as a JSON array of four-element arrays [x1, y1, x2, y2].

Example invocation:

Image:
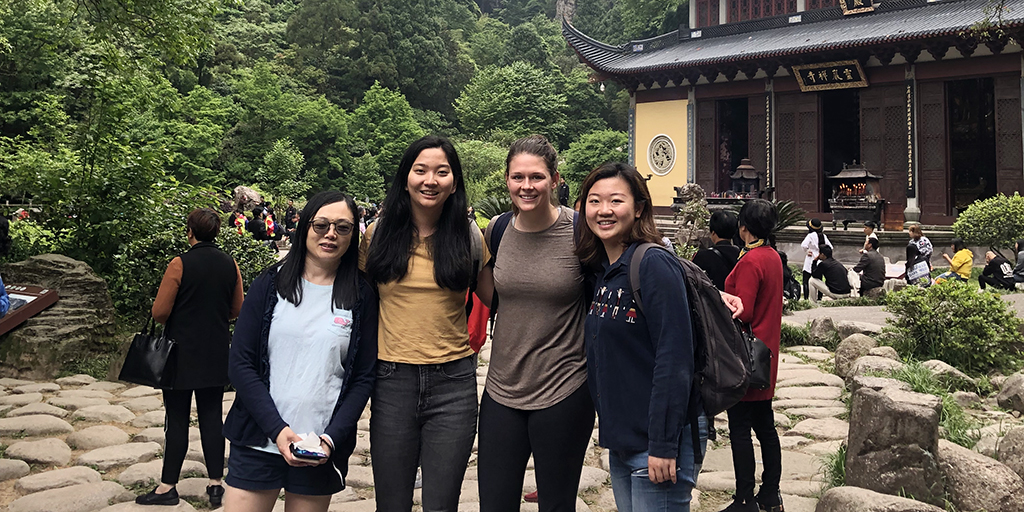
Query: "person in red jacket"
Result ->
[[721, 199, 784, 512]]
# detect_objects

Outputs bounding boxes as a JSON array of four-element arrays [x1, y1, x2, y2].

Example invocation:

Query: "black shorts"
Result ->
[[225, 444, 343, 496]]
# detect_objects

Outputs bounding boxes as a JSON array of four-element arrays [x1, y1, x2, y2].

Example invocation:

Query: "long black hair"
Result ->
[[275, 191, 361, 310], [365, 135, 473, 291]]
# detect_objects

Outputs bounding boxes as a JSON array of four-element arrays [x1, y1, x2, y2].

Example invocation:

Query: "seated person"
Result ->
[[936, 237, 973, 284], [1013, 240, 1024, 288], [808, 245, 851, 303], [883, 243, 931, 292], [980, 250, 1015, 291], [853, 237, 885, 295], [692, 211, 740, 291]]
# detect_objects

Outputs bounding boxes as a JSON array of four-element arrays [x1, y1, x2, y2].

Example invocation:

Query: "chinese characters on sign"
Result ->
[[841, 0, 874, 15], [792, 60, 869, 92]]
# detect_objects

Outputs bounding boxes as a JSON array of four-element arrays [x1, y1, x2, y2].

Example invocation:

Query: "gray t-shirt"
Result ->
[[254, 280, 351, 453], [486, 207, 587, 410]]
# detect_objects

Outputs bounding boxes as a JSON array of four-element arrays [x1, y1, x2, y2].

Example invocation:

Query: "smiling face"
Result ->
[[305, 201, 355, 266], [406, 147, 455, 213], [585, 176, 641, 248], [507, 153, 556, 214]]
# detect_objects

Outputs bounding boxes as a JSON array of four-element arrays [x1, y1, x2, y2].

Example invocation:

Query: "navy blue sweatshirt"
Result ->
[[585, 242, 698, 458], [223, 267, 378, 476]]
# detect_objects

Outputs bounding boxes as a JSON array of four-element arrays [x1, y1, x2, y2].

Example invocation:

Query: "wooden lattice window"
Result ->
[[730, 0, 797, 22], [808, 0, 841, 9], [697, 0, 720, 28]]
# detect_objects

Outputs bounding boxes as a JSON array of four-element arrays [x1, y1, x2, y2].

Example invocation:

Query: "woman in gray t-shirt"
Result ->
[[475, 135, 594, 512]]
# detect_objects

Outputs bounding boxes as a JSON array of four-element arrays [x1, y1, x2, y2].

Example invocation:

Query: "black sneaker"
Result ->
[[207, 484, 225, 507], [720, 496, 759, 512], [755, 489, 785, 512], [135, 486, 180, 506]]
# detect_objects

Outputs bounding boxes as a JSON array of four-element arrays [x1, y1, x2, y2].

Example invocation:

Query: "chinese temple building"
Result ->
[[563, 0, 1024, 228]]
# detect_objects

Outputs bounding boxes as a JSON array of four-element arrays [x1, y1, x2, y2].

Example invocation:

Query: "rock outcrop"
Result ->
[[937, 439, 1024, 512], [815, 486, 945, 512], [846, 387, 944, 507], [0, 255, 117, 379], [834, 334, 877, 378]]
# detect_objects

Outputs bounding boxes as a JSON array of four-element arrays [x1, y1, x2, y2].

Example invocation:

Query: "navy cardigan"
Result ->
[[223, 266, 378, 476]]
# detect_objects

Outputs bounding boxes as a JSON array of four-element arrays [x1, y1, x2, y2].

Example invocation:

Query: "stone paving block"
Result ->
[[83, 381, 126, 392], [0, 414, 74, 436], [0, 459, 31, 482], [120, 386, 162, 398], [578, 466, 609, 492], [774, 386, 842, 401], [47, 396, 110, 410], [76, 442, 162, 471], [99, 502, 198, 512], [67, 425, 131, 450], [780, 479, 824, 498], [117, 459, 207, 486], [59, 389, 115, 399], [8, 481, 134, 512], [786, 418, 850, 441], [775, 374, 845, 388], [0, 392, 44, 406], [345, 464, 374, 488], [7, 438, 72, 466], [773, 399, 845, 409], [16, 466, 103, 493], [123, 396, 163, 413], [131, 410, 165, 428], [7, 402, 70, 418], [13, 383, 60, 394], [75, 404, 136, 423], [55, 374, 97, 386], [329, 500, 378, 512], [784, 407, 847, 419], [0, 378, 35, 387]]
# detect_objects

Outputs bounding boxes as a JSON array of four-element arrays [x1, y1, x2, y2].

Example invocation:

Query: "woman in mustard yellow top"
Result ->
[[936, 237, 973, 283], [361, 135, 490, 512]]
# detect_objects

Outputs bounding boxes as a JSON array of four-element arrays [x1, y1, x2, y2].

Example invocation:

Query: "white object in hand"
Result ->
[[294, 432, 327, 455]]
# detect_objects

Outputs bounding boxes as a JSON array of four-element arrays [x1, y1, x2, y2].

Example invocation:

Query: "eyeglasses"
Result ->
[[311, 219, 354, 236]]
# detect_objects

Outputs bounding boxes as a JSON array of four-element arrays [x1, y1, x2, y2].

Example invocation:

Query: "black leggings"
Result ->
[[802, 271, 812, 301], [728, 400, 781, 500], [162, 387, 225, 484], [477, 384, 595, 512]]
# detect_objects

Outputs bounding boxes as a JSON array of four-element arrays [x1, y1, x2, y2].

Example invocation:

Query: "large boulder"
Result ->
[[815, 486, 945, 512], [835, 321, 883, 340], [999, 426, 1024, 480], [921, 360, 975, 392], [846, 387, 944, 507], [834, 334, 877, 378], [808, 317, 837, 347], [848, 375, 911, 394], [848, 356, 905, 380], [0, 255, 117, 380], [937, 439, 1024, 512], [997, 373, 1024, 414]]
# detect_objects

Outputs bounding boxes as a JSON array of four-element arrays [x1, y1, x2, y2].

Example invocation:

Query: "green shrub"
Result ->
[[781, 322, 809, 348], [109, 225, 277, 323], [953, 192, 1024, 252], [0, 220, 59, 264], [882, 281, 1023, 376], [820, 296, 886, 307], [784, 299, 814, 313], [886, 360, 948, 395]]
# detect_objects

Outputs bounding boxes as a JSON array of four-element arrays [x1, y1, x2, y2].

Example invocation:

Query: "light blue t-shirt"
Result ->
[[254, 280, 352, 453]]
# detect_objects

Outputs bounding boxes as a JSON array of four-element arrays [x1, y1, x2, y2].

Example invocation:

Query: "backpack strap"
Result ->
[[627, 242, 664, 314], [486, 212, 514, 317], [467, 219, 485, 316]]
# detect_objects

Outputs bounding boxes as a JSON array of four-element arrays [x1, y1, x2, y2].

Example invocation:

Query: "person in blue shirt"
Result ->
[[0, 217, 10, 319], [575, 162, 707, 512]]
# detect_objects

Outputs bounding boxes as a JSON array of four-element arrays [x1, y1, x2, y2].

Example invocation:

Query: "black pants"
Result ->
[[802, 271, 811, 301], [979, 275, 1014, 290], [478, 384, 595, 512], [162, 387, 225, 484], [727, 400, 781, 500]]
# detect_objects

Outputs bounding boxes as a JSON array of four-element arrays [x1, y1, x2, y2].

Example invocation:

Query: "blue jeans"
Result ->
[[370, 355, 478, 512], [608, 416, 708, 512]]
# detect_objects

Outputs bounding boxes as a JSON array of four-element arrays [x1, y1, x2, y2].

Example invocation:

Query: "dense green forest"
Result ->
[[0, 0, 685, 317]]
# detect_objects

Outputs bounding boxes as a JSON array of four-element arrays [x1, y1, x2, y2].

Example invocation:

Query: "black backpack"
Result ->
[[627, 243, 759, 418]]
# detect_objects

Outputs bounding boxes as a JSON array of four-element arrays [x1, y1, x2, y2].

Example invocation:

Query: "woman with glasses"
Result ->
[[222, 191, 378, 512], [361, 135, 489, 512], [136, 208, 245, 507]]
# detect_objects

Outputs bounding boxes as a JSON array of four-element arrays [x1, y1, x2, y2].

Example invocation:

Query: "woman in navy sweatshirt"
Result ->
[[575, 163, 706, 512], [222, 191, 378, 512]]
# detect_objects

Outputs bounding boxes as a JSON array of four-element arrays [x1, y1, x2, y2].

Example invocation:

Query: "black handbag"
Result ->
[[118, 318, 177, 388], [741, 323, 773, 390]]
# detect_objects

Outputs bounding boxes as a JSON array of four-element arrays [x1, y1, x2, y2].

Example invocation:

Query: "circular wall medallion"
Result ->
[[647, 135, 676, 176]]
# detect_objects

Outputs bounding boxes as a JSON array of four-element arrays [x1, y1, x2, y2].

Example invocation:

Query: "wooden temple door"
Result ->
[[917, 81, 951, 222], [696, 100, 717, 193], [994, 75, 1024, 196], [775, 92, 820, 213], [860, 84, 909, 228]]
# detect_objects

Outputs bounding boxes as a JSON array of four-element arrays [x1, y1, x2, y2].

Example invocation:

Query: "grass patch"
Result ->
[[780, 322, 810, 348], [784, 299, 814, 313], [819, 442, 847, 492], [0, 443, 7, 458], [820, 296, 886, 307]]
